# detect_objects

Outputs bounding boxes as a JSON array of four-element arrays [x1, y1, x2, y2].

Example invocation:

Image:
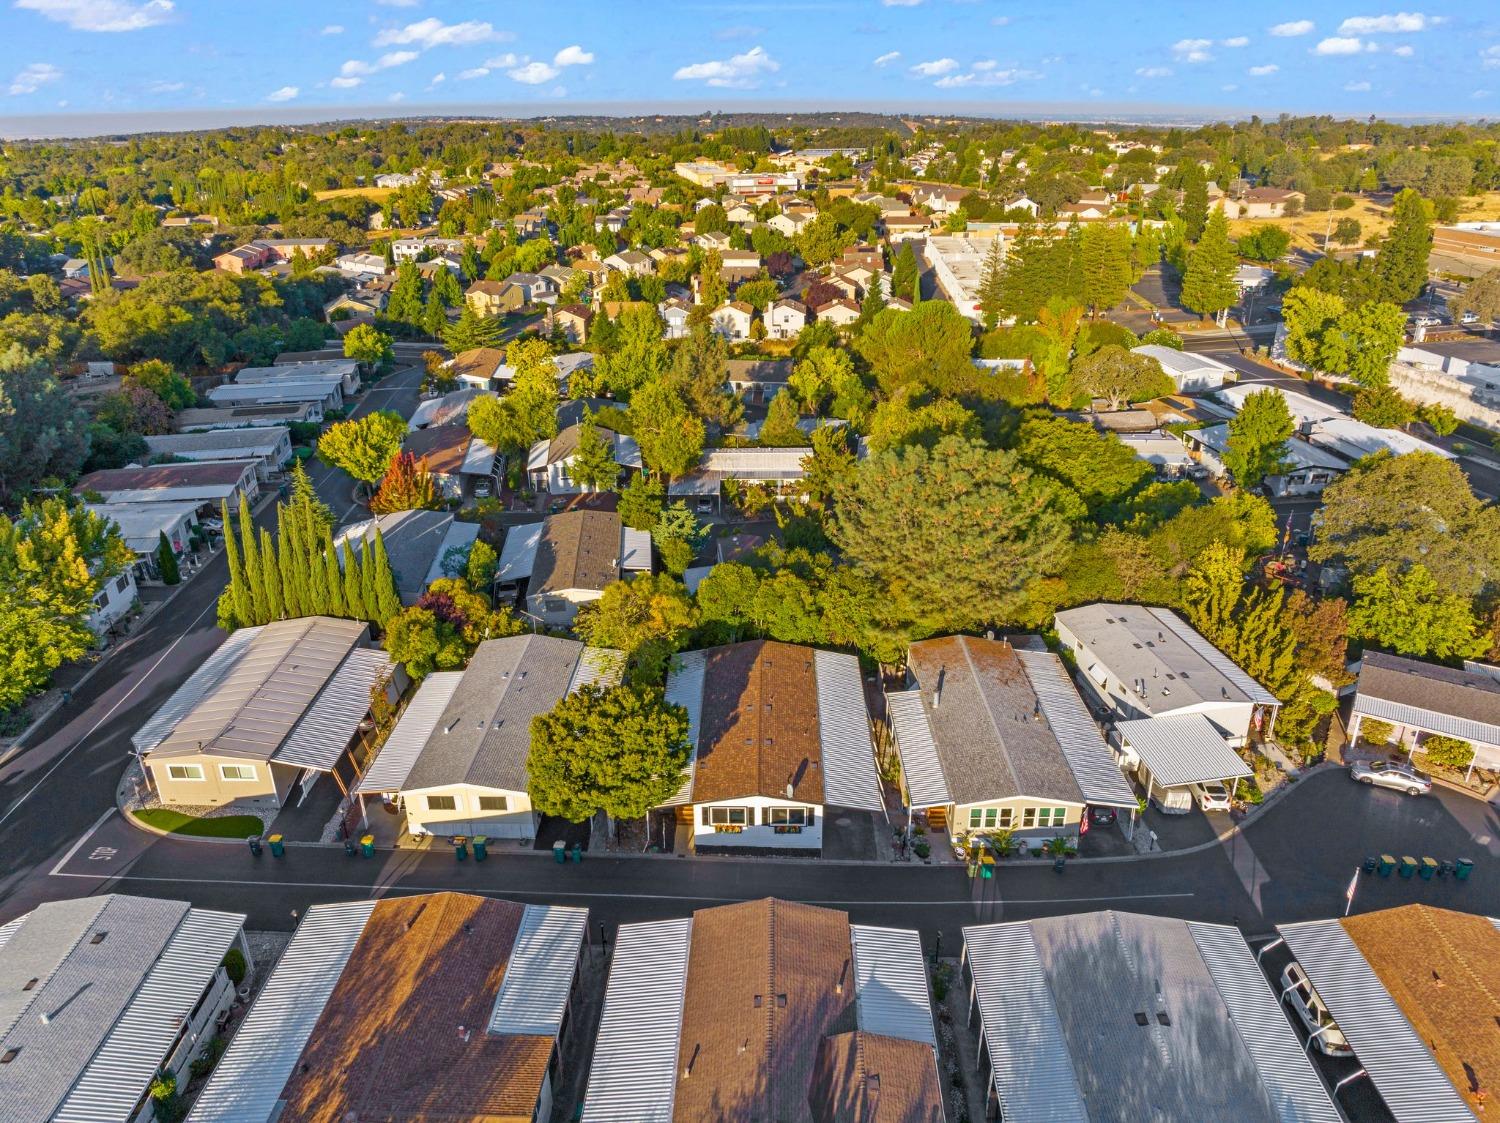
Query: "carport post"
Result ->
[[357, 791, 367, 829], [1231, 777, 1240, 802]]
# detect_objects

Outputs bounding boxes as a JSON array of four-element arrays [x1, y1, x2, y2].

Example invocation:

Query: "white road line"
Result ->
[[0, 595, 221, 829], [48, 808, 118, 876]]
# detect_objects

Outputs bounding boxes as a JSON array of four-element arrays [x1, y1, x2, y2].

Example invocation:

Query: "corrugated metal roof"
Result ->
[[580, 918, 693, 1123], [1115, 713, 1253, 789], [487, 905, 588, 1038], [813, 649, 885, 813], [131, 626, 264, 755], [848, 925, 936, 1046], [885, 689, 950, 808], [962, 922, 1089, 1122], [55, 908, 246, 1123], [568, 647, 625, 695], [460, 437, 497, 476], [1152, 607, 1279, 706], [354, 672, 464, 794], [497, 520, 543, 582], [1352, 695, 1500, 767], [619, 526, 652, 572], [273, 649, 394, 770], [1186, 922, 1342, 1123], [659, 650, 705, 807], [186, 901, 376, 1123], [1278, 919, 1479, 1123], [1016, 649, 1137, 809]]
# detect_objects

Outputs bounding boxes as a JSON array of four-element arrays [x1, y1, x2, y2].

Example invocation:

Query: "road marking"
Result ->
[[0, 594, 220, 830], [48, 808, 117, 876]]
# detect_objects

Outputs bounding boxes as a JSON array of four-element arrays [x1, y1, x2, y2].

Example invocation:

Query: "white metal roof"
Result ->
[[1278, 919, 1480, 1123], [186, 901, 376, 1123], [580, 917, 692, 1123], [1185, 921, 1342, 1123], [659, 650, 705, 807], [1132, 344, 1233, 379], [354, 672, 464, 794], [497, 520, 543, 582], [813, 649, 885, 813], [1015, 649, 1138, 809], [1152, 607, 1279, 706], [130, 626, 264, 755], [619, 526, 652, 572], [487, 904, 588, 1038], [962, 921, 1090, 1122], [55, 908, 246, 1123], [568, 647, 625, 695], [460, 437, 497, 476], [1115, 714, 1253, 789], [0, 914, 25, 954], [273, 649, 394, 771], [1351, 695, 1500, 768], [885, 689, 951, 808], [849, 924, 936, 1046]]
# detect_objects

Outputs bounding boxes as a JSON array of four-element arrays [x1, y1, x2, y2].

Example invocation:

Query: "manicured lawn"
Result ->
[[133, 808, 264, 838]]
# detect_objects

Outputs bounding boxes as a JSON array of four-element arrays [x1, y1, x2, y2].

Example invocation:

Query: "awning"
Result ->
[[1114, 714, 1252, 789], [354, 672, 464, 794], [885, 689, 951, 809], [274, 650, 395, 771]]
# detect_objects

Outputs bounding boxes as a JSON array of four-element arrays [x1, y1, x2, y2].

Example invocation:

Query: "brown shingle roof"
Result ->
[[276, 893, 553, 1123], [692, 640, 826, 804], [1342, 905, 1500, 1114], [809, 1032, 945, 1123], [404, 424, 472, 476], [675, 899, 858, 1123], [76, 461, 252, 491], [532, 509, 622, 596], [1357, 650, 1500, 729], [449, 347, 507, 381]]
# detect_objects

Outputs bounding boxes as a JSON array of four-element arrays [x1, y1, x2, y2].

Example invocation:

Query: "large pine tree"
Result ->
[[1181, 209, 1238, 323], [1374, 187, 1432, 303], [977, 237, 1005, 331]]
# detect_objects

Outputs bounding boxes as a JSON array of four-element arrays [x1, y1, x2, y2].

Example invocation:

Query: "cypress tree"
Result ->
[[219, 499, 248, 629], [277, 517, 301, 618], [260, 528, 286, 620], [360, 534, 381, 624], [323, 538, 346, 617], [343, 543, 367, 621], [156, 531, 180, 586], [238, 496, 267, 624], [304, 524, 328, 616], [368, 528, 402, 624]]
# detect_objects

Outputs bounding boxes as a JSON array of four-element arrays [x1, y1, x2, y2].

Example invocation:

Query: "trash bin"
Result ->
[[571, 842, 583, 863], [1053, 857, 1066, 873], [247, 835, 263, 857], [1361, 855, 1377, 875], [1455, 857, 1474, 881], [1420, 857, 1438, 880], [267, 833, 285, 859], [343, 838, 357, 857], [472, 836, 488, 861], [1399, 855, 1417, 879], [359, 833, 375, 858], [453, 836, 468, 861], [553, 841, 567, 864], [1377, 854, 1395, 877]]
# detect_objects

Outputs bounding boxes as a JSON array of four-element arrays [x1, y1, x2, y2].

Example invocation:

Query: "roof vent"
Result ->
[[776, 994, 787, 1008], [1, 1048, 18, 1064], [89, 931, 107, 945], [22, 978, 37, 992], [753, 995, 763, 1008], [1156, 1011, 1172, 1026], [1134, 1012, 1150, 1027]]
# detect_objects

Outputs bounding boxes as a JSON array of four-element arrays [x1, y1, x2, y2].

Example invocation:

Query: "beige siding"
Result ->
[[149, 753, 281, 808], [952, 796, 1084, 838]]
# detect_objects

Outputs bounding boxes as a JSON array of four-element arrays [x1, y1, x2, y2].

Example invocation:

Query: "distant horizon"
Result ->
[[0, 99, 1490, 142]]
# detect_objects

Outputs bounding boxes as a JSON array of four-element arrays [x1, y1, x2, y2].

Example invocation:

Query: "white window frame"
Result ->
[[166, 764, 205, 782], [766, 807, 808, 826], [704, 806, 748, 827], [219, 764, 257, 782]]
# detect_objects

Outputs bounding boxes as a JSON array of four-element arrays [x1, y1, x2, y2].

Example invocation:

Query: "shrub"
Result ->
[[222, 947, 247, 987], [1359, 718, 1394, 746], [189, 1035, 228, 1080], [1421, 734, 1474, 771]]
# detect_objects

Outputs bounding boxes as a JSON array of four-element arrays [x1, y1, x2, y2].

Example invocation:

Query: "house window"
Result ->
[[766, 807, 808, 826], [543, 599, 568, 615], [115, 575, 130, 594], [1022, 807, 1037, 828], [703, 807, 748, 831], [968, 808, 999, 829], [427, 795, 457, 811], [219, 764, 257, 782], [166, 764, 204, 782], [477, 796, 508, 812], [997, 808, 1015, 828]]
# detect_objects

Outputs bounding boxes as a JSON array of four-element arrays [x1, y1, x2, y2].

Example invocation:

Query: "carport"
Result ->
[[1112, 713, 1253, 812]]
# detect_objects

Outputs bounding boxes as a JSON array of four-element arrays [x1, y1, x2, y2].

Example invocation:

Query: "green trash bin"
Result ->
[[472, 836, 488, 861], [1399, 855, 1417, 879], [360, 833, 375, 858], [553, 841, 567, 864], [1455, 857, 1474, 881], [1377, 854, 1395, 876], [267, 833, 285, 859], [571, 842, 583, 863], [1420, 857, 1438, 880], [453, 836, 468, 861]]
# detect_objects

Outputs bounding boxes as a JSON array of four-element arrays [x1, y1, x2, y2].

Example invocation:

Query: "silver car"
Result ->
[[1280, 963, 1354, 1057], [1349, 759, 1432, 796]]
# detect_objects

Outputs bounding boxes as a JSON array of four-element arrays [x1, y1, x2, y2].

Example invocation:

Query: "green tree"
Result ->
[[1332, 217, 1363, 248], [1067, 344, 1173, 411], [343, 323, 393, 369], [127, 359, 195, 410], [854, 302, 975, 397], [865, 386, 980, 454], [892, 243, 920, 304], [527, 682, 691, 824], [316, 410, 406, 484], [1016, 415, 1151, 517], [0, 345, 89, 503], [1352, 385, 1414, 429], [1449, 268, 1500, 325], [156, 531, 180, 585], [1181, 209, 1238, 322], [441, 304, 503, 353], [1338, 300, 1407, 387], [1223, 389, 1293, 488], [832, 435, 1074, 631], [1181, 163, 1209, 241], [629, 381, 706, 479], [1349, 565, 1486, 660], [386, 261, 424, 329], [1374, 188, 1431, 303], [366, 528, 402, 624], [650, 502, 708, 577], [1417, 402, 1459, 436], [569, 412, 620, 491], [573, 572, 697, 683], [382, 604, 467, 679], [1033, 298, 1084, 403], [596, 304, 669, 399], [617, 473, 665, 531], [757, 391, 807, 447], [1080, 223, 1133, 319], [977, 236, 1006, 331]]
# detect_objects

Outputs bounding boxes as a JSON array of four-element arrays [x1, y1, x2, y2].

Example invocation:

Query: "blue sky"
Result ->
[[2, 0, 1498, 125]]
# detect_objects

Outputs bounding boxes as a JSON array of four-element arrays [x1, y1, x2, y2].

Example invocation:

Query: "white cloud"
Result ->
[[429, 72, 446, 85], [15, 0, 172, 32], [374, 19, 503, 50], [972, 59, 997, 71], [873, 51, 901, 66], [553, 45, 594, 67], [1345, 80, 1373, 90], [378, 50, 418, 68], [509, 61, 559, 84], [1314, 36, 1366, 54], [1135, 66, 1173, 78], [990, 15, 1009, 25], [882, 0, 923, 6], [1338, 12, 1436, 34], [1269, 19, 1315, 36], [673, 45, 780, 87], [1172, 38, 1214, 63], [330, 76, 362, 88], [933, 67, 1037, 88], [339, 50, 415, 80], [389, 91, 406, 102], [910, 57, 960, 76], [148, 78, 183, 92], [1393, 44, 1414, 56], [8, 62, 61, 95], [458, 67, 490, 80], [1484, 45, 1500, 69], [320, 24, 343, 35], [1222, 36, 1249, 47], [265, 85, 298, 102], [484, 52, 519, 68], [1248, 63, 1279, 75]]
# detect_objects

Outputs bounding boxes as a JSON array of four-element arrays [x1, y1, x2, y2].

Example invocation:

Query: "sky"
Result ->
[[2, 0, 1498, 133]]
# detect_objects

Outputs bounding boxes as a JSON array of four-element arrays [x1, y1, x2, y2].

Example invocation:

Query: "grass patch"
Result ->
[[133, 808, 264, 838]]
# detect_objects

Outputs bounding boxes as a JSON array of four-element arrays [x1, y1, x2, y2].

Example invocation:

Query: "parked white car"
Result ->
[[1190, 781, 1232, 812], [1349, 759, 1432, 796], [1280, 962, 1354, 1057]]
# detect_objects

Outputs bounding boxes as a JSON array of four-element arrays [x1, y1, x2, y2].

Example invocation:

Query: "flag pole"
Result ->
[[1343, 866, 1360, 917]]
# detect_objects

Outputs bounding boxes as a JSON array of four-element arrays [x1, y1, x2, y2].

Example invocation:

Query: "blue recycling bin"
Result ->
[[1455, 857, 1474, 881], [267, 833, 285, 859], [553, 841, 567, 864], [452, 836, 468, 861], [360, 833, 375, 858], [1377, 854, 1395, 877], [1399, 855, 1417, 879], [571, 842, 583, 863], [472, 836, 488, 861]]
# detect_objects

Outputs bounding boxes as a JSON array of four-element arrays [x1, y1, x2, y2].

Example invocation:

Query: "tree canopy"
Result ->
[[316, 410, 407, 484]]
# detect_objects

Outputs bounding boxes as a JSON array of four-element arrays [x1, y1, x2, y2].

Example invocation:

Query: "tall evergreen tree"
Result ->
[[1374, 187, 1432, 303], [238, 497, 267, 624], [343, 544, 367, 621], [278, 517, 303, 618], [1181, 209, 1238, 324], [1181, 162, 1209, 241], [892, 243, 919, 304], [260, 528, 285, 620], [218, 499, 250, 630], [1080, 223, 1133, 319], [156, 532, 180, 585], [368, 529, 402, 625], [977, 236, 1005, 331], [359, 535, 381, 624], [323, 539, 346, 617]]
